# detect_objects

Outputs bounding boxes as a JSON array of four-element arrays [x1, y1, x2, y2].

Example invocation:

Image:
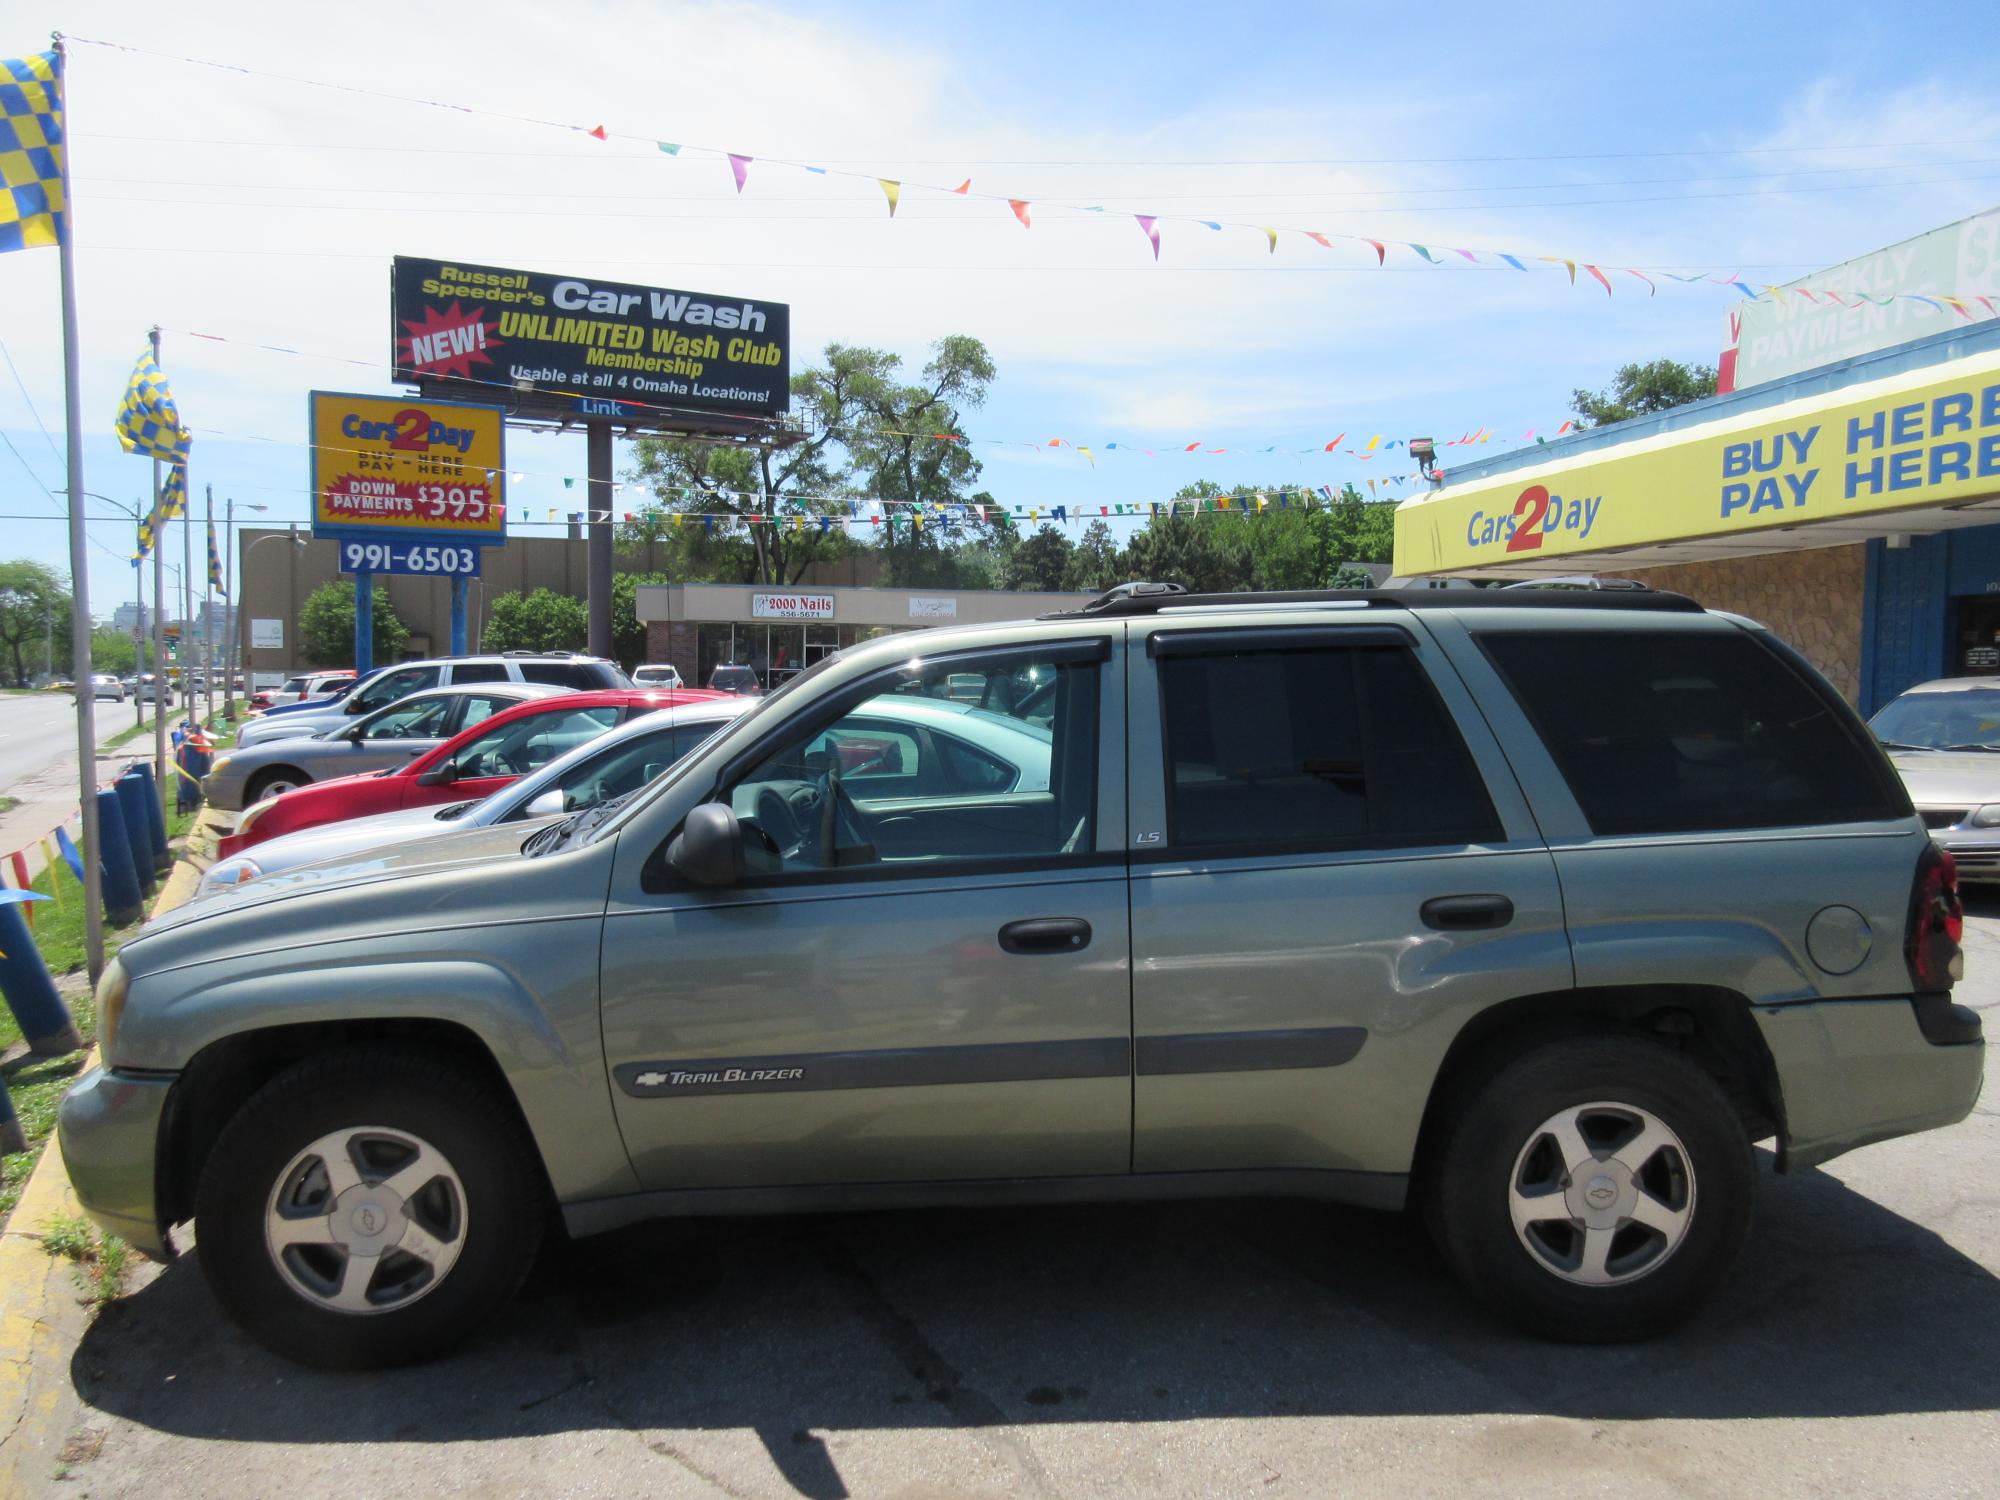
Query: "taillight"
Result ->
[[1907, 844, 1965, 991]]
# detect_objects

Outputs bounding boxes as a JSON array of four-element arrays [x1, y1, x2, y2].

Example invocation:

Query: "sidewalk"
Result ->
[[0, 831, 210, 1492]]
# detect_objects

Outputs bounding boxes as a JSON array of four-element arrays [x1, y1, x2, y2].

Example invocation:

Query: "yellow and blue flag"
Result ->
[[135, 511, 155, 560], [155, 459, 188, 522], [116, 348, 193, 464], [0, 51, 64, 254], [207, 517, 224, 591]]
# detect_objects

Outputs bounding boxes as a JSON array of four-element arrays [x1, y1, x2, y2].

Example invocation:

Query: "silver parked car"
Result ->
[[1870, 675, 2000, 881], [60, 585, 1982, 1369], [199, 699, 754, 897], [203, 684, 564, 809]]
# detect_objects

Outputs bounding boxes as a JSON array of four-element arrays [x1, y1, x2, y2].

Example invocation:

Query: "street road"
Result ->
[[0, 691, 171, 869], [20, 906, 2000, 1497]]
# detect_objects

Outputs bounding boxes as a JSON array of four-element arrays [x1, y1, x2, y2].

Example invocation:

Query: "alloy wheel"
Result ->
[[1506, 1101, 1695, 1287]]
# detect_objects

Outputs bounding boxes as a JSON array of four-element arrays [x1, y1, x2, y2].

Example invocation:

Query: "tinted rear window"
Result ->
[[1480, 628, 1908, 836], [1159, 643, 1500, 853]]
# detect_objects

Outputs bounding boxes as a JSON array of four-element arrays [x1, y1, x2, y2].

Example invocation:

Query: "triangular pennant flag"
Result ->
[[1584, 264, 1614, 296], [804, 166, 826, 175], [656, 141, 680, 154], [1009, 199, 1032, 229], [1200, 220, 1221, 231], [1542, 256, 1577, 284], [879, 179, 900, 217], [1365, 434, 1381, 451], [1408, 243, 1440, 263], [952, 179, 970, 194], [1453, 248, 1479, 263], [1262, 226, 1278, 253], [1184, 441, 1200, 452], [1135, 214, 1160, 260], [1306, 231, 1331, 248], [563, 477, 574, 489], [588, 125, 607, 141], [1499, 253, 1527, 271], [1365, 239, 1386, 264], [728, 153, 752, 192], [1622, 268, 1657, 296], [1323, 433, 1345, 451]]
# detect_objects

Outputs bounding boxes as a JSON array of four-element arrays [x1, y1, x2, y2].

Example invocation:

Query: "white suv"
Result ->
[[234, 652, 632, 747]]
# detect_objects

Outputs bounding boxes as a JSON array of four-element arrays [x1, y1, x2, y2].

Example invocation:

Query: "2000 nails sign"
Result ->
[[391, 256, 792, 422]]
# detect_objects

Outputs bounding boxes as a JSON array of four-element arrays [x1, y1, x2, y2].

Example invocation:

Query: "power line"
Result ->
[[72, 129, 2000, 169], [0, 336, 64, 471]]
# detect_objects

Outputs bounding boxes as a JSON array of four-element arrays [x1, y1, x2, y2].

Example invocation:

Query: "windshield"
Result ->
[[567, 654, 844, 850], [1869, 686, 2000, 751]]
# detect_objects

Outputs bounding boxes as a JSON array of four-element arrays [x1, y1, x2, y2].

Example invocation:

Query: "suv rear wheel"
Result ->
[[194, 1044, 545, 1368], [1426, 1034, 1754, 1342]]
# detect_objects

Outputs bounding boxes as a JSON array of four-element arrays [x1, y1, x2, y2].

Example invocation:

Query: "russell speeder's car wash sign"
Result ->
[[391, 256, 791, 424]]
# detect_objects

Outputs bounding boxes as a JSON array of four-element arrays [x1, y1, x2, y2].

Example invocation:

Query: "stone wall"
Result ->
[[1621, 544, 1866, 704]]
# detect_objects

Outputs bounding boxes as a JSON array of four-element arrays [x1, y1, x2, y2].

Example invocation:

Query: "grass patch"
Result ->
[[0, 980, 97, 1223], [100, 713, 169, 753], [39, 1212, 130, 1309], [0, 795, 18, 816]]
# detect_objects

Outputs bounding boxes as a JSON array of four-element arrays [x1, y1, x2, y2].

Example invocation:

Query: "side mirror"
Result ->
[[416, 762, 459, 787], [667, 802, 744, 887], [526, 789, 566, 818]]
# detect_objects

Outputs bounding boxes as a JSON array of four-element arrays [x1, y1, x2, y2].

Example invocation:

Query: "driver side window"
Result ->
[[365, 697, 452, 739], [721, 648, 1098, 877]]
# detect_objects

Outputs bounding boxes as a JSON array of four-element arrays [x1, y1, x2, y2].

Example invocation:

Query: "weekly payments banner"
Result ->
[[391, 257, 791, 423], [309, 391, 507, 545], [1394, 358, 2000, 575]]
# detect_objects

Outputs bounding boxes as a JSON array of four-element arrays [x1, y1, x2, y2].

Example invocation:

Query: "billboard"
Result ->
[[1720, 215, 2000, 392], [1393, 357, 2000, 575], [390, 257, 791, 424], [309, 391, 507, 547]]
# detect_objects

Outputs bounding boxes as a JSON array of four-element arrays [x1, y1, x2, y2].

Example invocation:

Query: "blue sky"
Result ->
[[5, 0, 2000, 619]]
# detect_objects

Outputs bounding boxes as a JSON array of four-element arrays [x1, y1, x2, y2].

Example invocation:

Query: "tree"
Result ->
[[844, 336, 1002, 584], [0, 561, 70, 685], [483, 588, 587, 654], [610, 572, 669, 668], [627, 343, 878, 585], [1005, 526, 1076, 592], [1329, 564, 1379, 589], [1571, 358, 1717, 428], [90, 624, 137, 676], [297, 581, 409, 667], [1065, 519, 1123, 593]]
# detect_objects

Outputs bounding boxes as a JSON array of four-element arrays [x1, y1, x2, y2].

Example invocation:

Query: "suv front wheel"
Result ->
[[1426, 1034, 1754, 1342], [194, 1044, 545, 1368]]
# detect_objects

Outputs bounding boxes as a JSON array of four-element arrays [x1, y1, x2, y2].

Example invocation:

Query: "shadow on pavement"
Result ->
[[72, 1152, 2000, 1494]]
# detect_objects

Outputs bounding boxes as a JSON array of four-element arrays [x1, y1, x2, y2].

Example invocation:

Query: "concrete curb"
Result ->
[[0, 819, 210, 1483]]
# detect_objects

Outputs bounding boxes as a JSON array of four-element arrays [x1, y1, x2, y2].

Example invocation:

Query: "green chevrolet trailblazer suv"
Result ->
[[59, 585, 1983, 1367]]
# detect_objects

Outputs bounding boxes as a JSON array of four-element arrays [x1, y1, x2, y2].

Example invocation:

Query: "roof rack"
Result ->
[[1042, 582, 1705, 619]]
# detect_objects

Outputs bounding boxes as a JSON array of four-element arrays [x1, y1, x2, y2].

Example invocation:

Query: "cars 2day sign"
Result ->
[[391, 256, 792, 424], [309, 391, 507, 545]]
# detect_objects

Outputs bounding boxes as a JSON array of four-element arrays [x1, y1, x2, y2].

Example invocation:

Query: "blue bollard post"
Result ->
[[129, 762, 170, 875], [93, 789, 145, 926], [0, 899, 79, 1056], [113, 774, 157, 900], [0, 1073, 25, 1153]]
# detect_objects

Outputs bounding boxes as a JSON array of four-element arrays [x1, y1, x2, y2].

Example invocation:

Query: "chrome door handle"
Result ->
[[998, 917, 1092, 955]]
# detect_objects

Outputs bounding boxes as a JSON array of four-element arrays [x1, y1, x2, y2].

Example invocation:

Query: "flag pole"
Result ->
[[203, 483, 214, 727], [150, 326, 166, 788], [51, 34, 105, 982]]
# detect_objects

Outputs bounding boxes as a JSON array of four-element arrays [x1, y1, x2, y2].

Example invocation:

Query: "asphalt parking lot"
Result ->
[[21, 905, 2000, 1497]]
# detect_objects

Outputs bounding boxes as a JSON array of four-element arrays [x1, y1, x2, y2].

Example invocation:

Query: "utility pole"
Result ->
[[202, 483, 214, 727], [221, 496, 236, 718]]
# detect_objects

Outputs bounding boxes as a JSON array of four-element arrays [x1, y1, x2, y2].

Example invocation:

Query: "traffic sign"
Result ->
[[337, 540, 483, 577]]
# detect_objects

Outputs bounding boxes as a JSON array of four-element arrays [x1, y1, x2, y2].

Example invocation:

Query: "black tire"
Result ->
[[243, 766, 309, 804], [1424, 1033, 1754, 1343], [195, 1044, 546, 1369]]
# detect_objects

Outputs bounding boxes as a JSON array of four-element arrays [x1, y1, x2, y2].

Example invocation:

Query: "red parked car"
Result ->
[[217, 687, 724, 857]]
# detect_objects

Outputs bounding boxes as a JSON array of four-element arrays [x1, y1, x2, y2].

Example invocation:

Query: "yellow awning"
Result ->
[[1394, 348, 2000, 577]]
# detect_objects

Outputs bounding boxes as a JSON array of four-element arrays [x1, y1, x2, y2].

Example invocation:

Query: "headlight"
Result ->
[[209, 755, 233, 778], [95, 955, 129, 1062], [1968, 805, 2000, 828], [234, 798, 271, 832]]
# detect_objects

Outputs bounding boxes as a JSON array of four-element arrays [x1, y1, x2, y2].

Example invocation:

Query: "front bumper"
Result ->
[[1756, 995, 1984, 1174], [56, 1066, 175, 1260]]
